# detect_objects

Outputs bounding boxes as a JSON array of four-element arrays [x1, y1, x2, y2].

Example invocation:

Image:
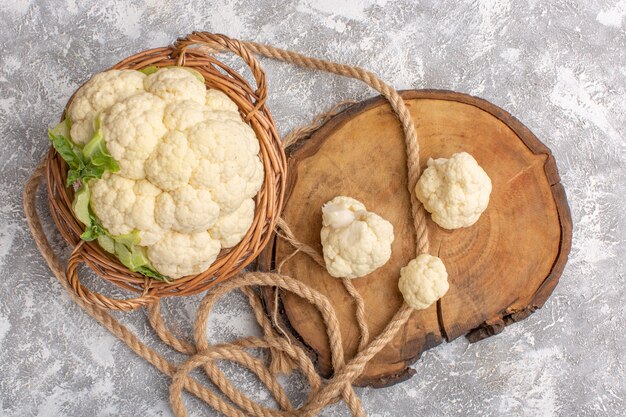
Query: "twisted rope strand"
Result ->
[[282, 100, 358, 148], [275, 218, 325, 267], [147, 301, 197, 355], [341, 279, 370, 351], [243, 41, 429, 255], [300, 304, 413, 416], [240, 287, 298, 376]]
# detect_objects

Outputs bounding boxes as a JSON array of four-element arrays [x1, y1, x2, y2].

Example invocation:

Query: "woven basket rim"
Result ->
[[46, 32, 287, 310]]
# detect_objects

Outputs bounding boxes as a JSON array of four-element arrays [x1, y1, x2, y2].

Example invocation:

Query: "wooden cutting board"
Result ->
[[258, 90, 571, 387]]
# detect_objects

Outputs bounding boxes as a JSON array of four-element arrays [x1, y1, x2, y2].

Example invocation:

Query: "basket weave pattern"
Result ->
[[46, 32, 287, 311]]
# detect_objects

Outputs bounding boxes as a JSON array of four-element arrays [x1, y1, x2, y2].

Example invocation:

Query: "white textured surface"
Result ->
[[1, 0, 624, 416]]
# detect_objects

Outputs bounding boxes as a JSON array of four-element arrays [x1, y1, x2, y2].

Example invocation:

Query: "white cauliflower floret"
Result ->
[[145, 131, 197, 191], [69, 119, 97, 147], [147, 231, 221, 278], [320, 196, 394, 279], [68, 70, 146, 144], [163, 100, 240, 131], [209, 199, 255, 248], [127, 180, 164, 245], [144, 67, 206, 104], [188, 119, 264, 213], [244, 157, 264, 197], [240, 123, 261, 155], [66, 67, 265, 279], [155, 185, 219, 234], [204, 110, 246, 124], [163, 100, 208, 132], [102, 93, 167, 179], [416, 152, 492, 229], [205, 89, 239, 113], [398, 254, 449, 310], [90, 174, 164, 245], [90, 174, 135, 236]]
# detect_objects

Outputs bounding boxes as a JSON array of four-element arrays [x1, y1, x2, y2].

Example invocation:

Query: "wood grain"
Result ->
[[258, 90, 571, 387]]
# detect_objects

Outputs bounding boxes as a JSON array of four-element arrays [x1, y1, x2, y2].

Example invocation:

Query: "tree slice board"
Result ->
[[258, 90, 572, 387]]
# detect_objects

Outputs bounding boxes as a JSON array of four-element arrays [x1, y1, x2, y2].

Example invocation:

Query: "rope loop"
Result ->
[[174, 32, 268, 120], [66, 242, 158, 311]]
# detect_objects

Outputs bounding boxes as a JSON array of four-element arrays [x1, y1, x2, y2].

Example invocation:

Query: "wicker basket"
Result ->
[[46, 32, 287, 311]]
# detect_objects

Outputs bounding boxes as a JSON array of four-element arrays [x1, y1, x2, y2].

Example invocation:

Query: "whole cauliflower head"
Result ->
[[320, 196, 394, 279], [398, 254, 449, 310], [415, 152, 492, 229], [68, 67, 264, 278]]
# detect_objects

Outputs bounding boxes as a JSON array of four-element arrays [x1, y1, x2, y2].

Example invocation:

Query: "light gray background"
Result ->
[[1, 0, 624, 416]]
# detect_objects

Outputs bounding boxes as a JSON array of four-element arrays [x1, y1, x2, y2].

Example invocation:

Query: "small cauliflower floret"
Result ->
[[320, 196, 394, 279], [155, 185, 219, 233], [145, 131, 197, 191], [68, 70, 146, 144], [90, 174, 136, 236], [205, 89, 239, 113], [102, 93, 167, 179], [90, 174, 164, 245], [163, 101, 208, 131], [239, 122, 261, 155], [188, 120, 264, 213], [416, 152, 492, 229], [398, 254, 449, 310], [144, 67, 206, 104], [69, 119, 97, 147], [204, 110, 245, 124], [166, 96, 243, 130], [128, 180, 164, 245], [209, 199, 255, 248], [244, 157, 264, 196], [147, 231, 221, 278]]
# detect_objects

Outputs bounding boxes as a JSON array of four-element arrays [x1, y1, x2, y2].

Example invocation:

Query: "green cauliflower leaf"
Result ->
[[48, 117, 119, 187]]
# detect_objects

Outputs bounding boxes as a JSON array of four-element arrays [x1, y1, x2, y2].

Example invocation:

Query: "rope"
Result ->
[[244, 41, 429, 255], [23, 37, 431, 417], [282, 100, 358, 148], [24, 162, 265, 417], [275, 218, 325, 267]]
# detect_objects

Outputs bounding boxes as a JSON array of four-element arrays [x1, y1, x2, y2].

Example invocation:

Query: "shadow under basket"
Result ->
[[46, 32, 287, 311]]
